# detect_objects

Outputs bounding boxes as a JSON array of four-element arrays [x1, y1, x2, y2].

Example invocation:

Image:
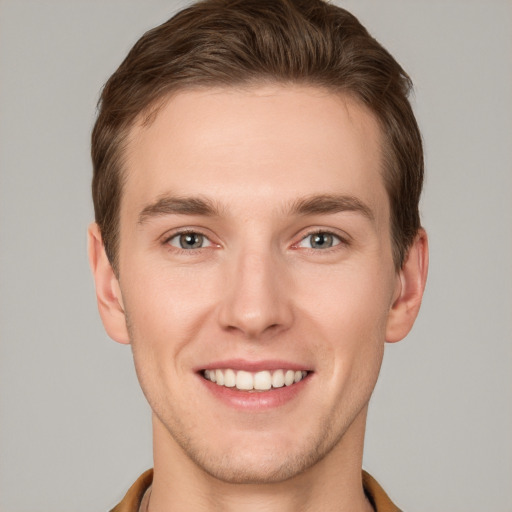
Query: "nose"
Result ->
[[217, 248, 293, 340]]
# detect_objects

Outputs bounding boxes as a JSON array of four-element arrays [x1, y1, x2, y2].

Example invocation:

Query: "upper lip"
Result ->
[[196, 359, 312, 373]]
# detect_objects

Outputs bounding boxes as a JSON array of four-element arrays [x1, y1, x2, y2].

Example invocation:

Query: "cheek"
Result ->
[[296, 262, 392, 374], [123, 257, 218, 322], [119, 259, 222, 381], [299, 261, 393, 330], [122, 264, 215, 410]]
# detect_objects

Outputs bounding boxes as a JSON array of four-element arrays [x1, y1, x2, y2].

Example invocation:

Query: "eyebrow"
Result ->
[[289, 193, 374, 221], [137, 193, 374, 224], [138, 195, 222, 224]]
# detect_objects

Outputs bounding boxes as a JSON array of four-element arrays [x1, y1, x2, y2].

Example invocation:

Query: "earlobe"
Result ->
[[386, 228, 429, 343], [87, 223, 130, 344]]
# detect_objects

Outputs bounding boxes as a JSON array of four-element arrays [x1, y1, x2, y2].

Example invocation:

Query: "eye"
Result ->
[[167, 232, 212, 250], [298, 231, 341, 250]]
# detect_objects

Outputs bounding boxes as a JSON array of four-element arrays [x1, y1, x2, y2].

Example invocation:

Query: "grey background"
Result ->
[[1, 1, 511, 511]]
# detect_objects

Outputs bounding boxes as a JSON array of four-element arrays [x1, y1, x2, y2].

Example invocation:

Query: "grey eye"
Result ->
[[299, 232, 340, 249], [168, 232, 211, 249]]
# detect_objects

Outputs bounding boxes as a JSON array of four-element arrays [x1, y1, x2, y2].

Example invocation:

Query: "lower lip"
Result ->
[[199, 374, 311, 411]]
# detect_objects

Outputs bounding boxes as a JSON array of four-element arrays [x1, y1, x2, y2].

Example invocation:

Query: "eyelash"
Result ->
[[162, 229, 349, 254], [163, 229, 214, 252], [294, 230, 347, 251]]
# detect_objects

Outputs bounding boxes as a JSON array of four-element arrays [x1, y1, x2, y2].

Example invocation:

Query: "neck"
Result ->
[[148, 409, 373, 512]]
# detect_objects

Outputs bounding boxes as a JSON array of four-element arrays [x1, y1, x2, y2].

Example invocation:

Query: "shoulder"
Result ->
[[362, 471, 403, 512], [109, 469, 153, 512]]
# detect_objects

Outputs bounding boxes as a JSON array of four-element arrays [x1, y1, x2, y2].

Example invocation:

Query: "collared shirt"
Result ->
[[110, 469, 402, 512]]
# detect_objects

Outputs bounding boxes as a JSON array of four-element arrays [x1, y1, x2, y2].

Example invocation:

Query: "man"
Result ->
[[88, 0, 428, 510]]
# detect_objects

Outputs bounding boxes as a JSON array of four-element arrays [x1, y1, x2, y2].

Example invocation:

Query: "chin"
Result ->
[[165, 418, 344, 485], [188, 445, 321, 484]]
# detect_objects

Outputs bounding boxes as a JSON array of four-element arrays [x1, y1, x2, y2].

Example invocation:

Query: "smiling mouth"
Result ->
[[202, 369, 309, 391]]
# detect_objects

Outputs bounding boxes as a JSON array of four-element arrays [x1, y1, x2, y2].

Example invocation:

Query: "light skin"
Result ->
[[89, 85, 428, 512]]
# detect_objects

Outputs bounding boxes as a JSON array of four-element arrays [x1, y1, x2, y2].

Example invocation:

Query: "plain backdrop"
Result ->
[[1, 1, 511, 511]]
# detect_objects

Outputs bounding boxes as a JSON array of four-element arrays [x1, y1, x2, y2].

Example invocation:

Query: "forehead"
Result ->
[[122, 85, 388, 223]]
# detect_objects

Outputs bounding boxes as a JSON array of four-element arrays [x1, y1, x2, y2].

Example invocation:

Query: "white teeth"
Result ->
[[203, 368, 308, 391], [284, 370, 295, 386], [236, 370, 253, 390], [254, 371, 272, 390], [272, 369, 285, 388], [223, 368, 236, 387]]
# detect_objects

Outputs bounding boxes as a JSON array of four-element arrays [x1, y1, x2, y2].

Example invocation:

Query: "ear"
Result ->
[[386, 228, 429, 343], [88, 223, 130, 344]]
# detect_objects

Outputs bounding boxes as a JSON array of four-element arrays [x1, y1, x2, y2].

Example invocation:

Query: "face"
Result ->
[[109, 85, 403, 483]]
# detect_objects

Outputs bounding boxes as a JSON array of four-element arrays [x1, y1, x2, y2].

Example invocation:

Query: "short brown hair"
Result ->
[[92, 0, 423, 273]]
